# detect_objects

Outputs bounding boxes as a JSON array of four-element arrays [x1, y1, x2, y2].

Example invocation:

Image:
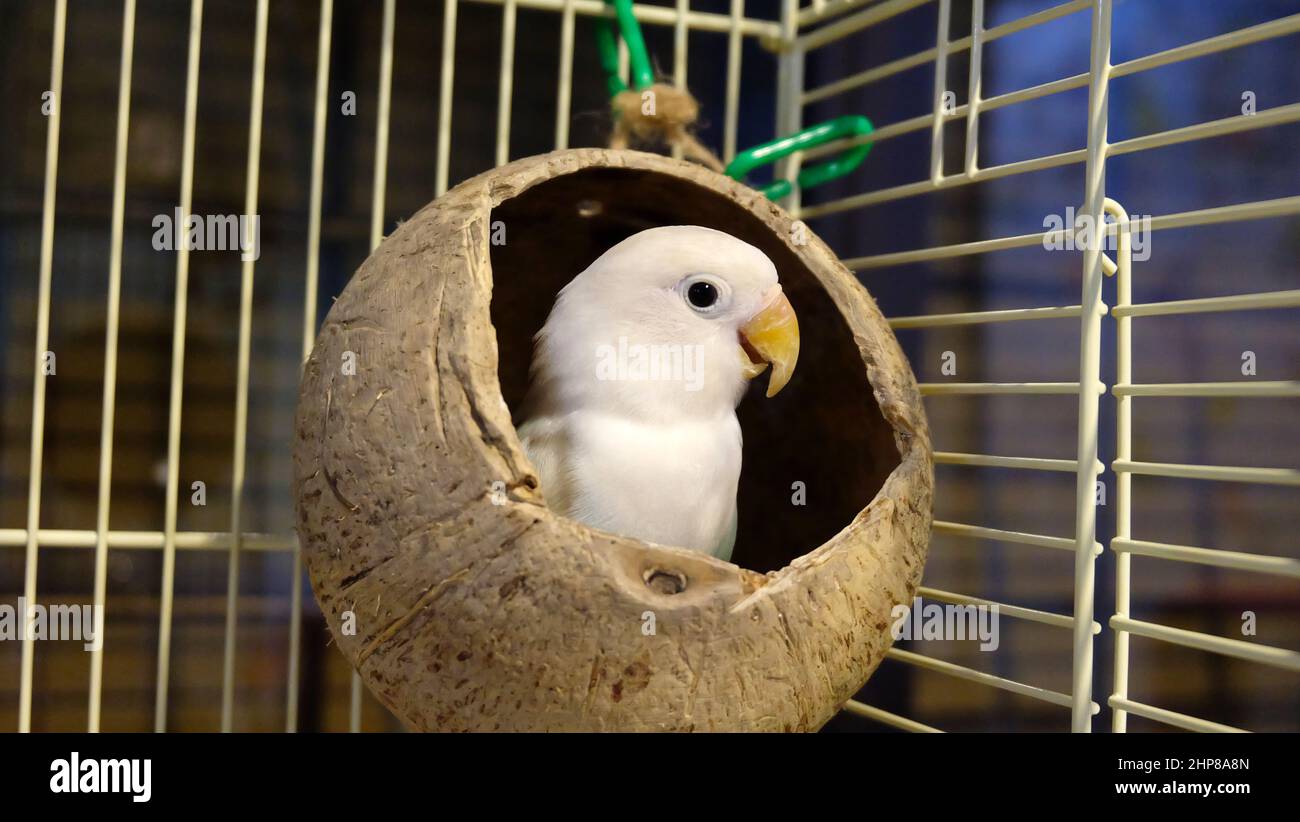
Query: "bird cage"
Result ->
[[2, 0, 1297, 732]]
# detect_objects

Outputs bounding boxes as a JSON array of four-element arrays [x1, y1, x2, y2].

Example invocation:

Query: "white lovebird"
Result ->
[[516, 225, 800, 561]]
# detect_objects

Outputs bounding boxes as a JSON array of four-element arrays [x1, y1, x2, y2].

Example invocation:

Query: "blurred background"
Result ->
[[1, 0, 1297, 731]]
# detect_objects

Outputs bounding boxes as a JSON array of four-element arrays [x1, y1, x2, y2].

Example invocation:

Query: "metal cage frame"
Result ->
[[7, 0, 1299, 733]]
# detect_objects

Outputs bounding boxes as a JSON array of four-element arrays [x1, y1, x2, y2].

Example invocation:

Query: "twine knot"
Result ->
[[608, 83, 724, 172]]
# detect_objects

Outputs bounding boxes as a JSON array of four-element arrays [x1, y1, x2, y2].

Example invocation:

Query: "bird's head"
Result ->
[[529, 225, 800, 421]]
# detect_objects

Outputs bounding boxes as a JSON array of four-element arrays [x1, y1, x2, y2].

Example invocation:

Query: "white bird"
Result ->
[[516, 225, 800, 561]]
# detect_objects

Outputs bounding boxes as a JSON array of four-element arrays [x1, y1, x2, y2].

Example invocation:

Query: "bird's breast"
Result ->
[[559, 411, 743, 556]]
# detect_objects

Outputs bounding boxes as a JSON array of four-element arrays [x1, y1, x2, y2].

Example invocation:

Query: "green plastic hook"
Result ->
[[596, 0, 656, 97], [726, 115, 875, 201]]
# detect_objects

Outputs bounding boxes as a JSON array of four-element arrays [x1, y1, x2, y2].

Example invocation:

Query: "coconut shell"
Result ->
[[292, 148, 932, 731]]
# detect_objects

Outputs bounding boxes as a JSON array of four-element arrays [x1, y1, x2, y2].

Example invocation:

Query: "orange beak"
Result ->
[[739, 285, 800, 398]]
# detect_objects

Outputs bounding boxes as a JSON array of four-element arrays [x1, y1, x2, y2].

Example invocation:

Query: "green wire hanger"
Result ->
[[596, 0, 655, 97], [594, 2, 874, 201], [725, 115, 875, 201]]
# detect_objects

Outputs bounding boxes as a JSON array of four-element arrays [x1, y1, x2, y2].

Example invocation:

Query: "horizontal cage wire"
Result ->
[[3, 0, 1296, 732], [791, 0, 1299, 732], [5, 0, 787, 734]]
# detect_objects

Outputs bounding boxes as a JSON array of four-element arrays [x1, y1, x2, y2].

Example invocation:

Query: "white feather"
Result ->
[[517, 226, 779, 560]]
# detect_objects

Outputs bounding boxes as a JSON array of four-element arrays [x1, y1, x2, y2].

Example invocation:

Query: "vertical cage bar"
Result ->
[[555, 0, 576, 149], [291, 0, 334, 734], [155, 0, 203, 733], [371, 0, 395, 249], [671, 0, 690, 161], [1070, 0, 1112, 733], [18, 0, 67, 734], [221, 0, 269, 734], [929, 0, 951, 183], [963, 0, 983, 177], [436, 0, 458, 195], [774, 0, 802, 210], [723, 0, 744, 163], [351, 0, 395, 733], [496, 0, 517, 166], [1111, 201, 1133, 732], [303, 0, 332, 364], [88, 0, 137, 733], [350, 673, 363, 732]]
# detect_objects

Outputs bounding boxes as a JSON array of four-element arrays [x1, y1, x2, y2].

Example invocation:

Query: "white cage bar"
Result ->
[[1108, 197, 1300, 732], [85, 0, 136, 734], [18, 0, 67, 735], [794, 0, 1298, 732], [9, 0, 1297, 733]]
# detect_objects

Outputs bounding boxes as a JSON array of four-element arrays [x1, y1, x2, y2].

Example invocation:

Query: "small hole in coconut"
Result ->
[[644, 568, 687, 595]]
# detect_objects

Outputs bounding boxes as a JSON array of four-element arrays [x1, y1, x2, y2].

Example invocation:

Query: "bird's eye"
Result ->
[[687, 281, 719, 309], [678, 275, 729, 315]]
